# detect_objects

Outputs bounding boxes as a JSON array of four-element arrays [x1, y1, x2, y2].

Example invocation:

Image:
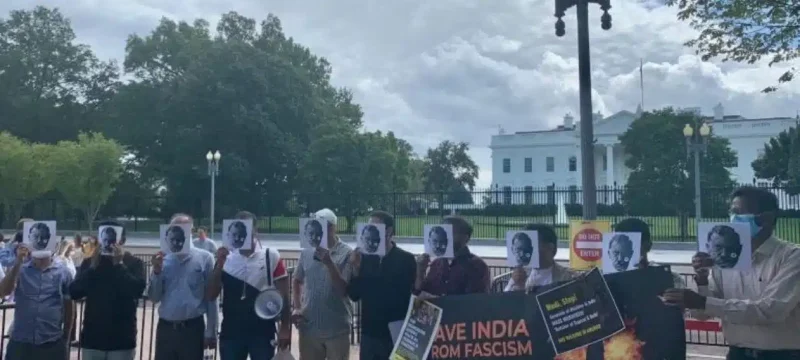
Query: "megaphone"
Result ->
[[254, 247, 283, 320]]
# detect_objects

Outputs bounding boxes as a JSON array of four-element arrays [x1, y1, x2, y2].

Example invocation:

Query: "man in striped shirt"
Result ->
[[292, 208, 353, 360]]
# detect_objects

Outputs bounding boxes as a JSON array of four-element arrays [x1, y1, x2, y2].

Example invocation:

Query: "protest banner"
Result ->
[[536, 268, 624, 354], [391, 295, 444, 360], [427, 265, 685, 360], [569, 220, 611, 270]]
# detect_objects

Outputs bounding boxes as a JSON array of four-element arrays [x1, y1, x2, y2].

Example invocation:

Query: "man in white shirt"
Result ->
[[663, 186, 800, 360], [504, 224, 577, 292]]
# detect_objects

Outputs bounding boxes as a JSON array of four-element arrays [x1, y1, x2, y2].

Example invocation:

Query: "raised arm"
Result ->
[[116, 257, 147, 299], [68, 260, 94, 300], [203, 254, 219, 340], [146, 252, 165, 303]]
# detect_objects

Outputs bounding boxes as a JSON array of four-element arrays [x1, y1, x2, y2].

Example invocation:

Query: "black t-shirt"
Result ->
[[220, 271, 277, 340]]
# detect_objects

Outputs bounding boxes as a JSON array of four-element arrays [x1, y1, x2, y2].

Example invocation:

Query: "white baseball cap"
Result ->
[[314, 208, 337, 226]]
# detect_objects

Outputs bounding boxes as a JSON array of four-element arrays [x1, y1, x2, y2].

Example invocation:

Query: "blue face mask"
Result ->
[[730, 214, 762, 238]]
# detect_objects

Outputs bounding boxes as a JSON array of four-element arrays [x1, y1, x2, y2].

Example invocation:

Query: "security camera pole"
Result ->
[[554, 0, 612, 219]]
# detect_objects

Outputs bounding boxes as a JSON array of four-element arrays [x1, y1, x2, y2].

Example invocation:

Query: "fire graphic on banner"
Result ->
[[550, 319, 644, 360], [554, 347, 587, 360], [602, 318, 645, 360]]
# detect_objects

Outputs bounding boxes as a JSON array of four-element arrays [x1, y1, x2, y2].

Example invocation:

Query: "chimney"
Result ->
[[713, 103, 724, 121], [563, 113, 574, 128]]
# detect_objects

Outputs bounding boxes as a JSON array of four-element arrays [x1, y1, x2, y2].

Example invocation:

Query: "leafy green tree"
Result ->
[[752, 125, 800, 195], [52, 133, 124, 229], [0, 133, 56, 223], [620, 108, 738, 219], [422, 141, 479, 204], [665, 0, 799, 92], [0, 6, 119, 142], [108, 12, 362, 218], [299, 123, 415, 231]]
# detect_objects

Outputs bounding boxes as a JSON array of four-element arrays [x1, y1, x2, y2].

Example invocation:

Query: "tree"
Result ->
[[52, 133, 124, 229], [665, 0, 799, 92], [422, 141, 479, 204], [0, 133, 56, 223], [620, 108, 738, 219], [752, 125, 800, 194], [298, 124, 414, 232], [108, 12, 363, 218], [0, 6, 119, 142]]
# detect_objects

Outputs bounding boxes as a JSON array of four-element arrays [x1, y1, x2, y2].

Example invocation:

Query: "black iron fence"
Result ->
[[0, 253, 725, 359], [6, 184, 800, 243]]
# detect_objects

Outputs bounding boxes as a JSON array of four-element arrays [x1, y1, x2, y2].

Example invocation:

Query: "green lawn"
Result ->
[[91, 215, 800, 243]]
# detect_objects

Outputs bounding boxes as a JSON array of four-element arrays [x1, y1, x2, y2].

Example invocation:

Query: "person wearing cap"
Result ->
[[148, 213, 219, 360], [206, 211, 291, 359], [0, 221, 75, 359], [292, 208, 353, 360]]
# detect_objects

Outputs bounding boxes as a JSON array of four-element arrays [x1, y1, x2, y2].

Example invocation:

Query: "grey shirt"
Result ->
[[293, 240, 353, 338], [193, 238, 218, 254]]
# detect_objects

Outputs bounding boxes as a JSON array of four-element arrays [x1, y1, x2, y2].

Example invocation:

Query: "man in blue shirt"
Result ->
[[0, 238, 75, 360], [148, 213, 218, 360]]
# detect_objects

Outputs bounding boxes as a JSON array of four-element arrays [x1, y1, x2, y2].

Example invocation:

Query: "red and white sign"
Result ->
[[572, 228, 603, 261]]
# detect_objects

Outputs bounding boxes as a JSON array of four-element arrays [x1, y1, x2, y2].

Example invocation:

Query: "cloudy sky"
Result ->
[[4, 0, 799, 188]]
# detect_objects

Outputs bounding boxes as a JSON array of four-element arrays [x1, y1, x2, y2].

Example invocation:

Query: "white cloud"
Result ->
[[4, 0, 799, 189]]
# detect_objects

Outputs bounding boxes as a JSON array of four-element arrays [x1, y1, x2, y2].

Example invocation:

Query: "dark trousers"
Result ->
[[154, 316, 205, 360], [359, 334, 393, 360], [219, 336, 275, 360], [4, 338, 67, 360], [728, 347, 800, 360]]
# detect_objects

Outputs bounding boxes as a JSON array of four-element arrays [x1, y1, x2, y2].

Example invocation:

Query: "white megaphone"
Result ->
[[254, 247, 283, 320]]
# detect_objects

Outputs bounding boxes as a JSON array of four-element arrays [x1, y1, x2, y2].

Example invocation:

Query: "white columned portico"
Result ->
[[606, 144, 615, 187]]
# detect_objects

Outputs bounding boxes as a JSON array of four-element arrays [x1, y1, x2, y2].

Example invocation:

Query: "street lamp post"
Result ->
[[683, 123, 711, 221], [206, 150, 221, 239], [555, 0, 612, 220]]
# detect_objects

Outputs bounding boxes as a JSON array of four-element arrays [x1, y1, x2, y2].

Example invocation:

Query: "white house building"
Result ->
[[489, 103, 800, 206]]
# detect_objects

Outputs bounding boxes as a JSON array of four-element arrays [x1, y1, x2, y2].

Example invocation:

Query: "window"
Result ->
[[602, 154, 607, 171], [503, 186, 512, 205], [546, 157, 555, 172], [568, 185, 578, 204], [568, 157, 577, 172], [503, 158, 511, 173], [524, 186, 533, 205], [524, 158, 532, 173]]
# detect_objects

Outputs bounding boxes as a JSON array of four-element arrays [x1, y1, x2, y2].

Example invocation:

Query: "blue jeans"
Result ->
[[81, 349, 135, 360], [220, 337, 275, 360]]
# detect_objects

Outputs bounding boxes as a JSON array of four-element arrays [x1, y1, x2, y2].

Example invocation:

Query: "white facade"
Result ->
[[489, 104, 800, 206]]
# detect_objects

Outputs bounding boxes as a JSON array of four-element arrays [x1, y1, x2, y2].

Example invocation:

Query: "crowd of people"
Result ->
[[0, 185, 795, 360]]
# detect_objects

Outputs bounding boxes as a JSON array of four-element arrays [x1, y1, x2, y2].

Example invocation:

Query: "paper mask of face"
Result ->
[[730, 214, 761, 238]]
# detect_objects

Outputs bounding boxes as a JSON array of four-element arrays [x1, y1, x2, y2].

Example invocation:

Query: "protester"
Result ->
[[613, 217, 685, 287], [415, 216, 490, 296], [54, 238, 77, 277], [0, 218, 33, 268], [663, 186, 800, 359], [148, 213, 219, 360], [69, 220, 146, 360], [70, 234, 85, 268], [0, 238, 75, 359], [194, 226, 218, 254], [292, 208, 353, 360], [504, 223, 578, 292], [0, 234, 6, 249], [347, 211, 416, 360], [206, 211, 291, 359]]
